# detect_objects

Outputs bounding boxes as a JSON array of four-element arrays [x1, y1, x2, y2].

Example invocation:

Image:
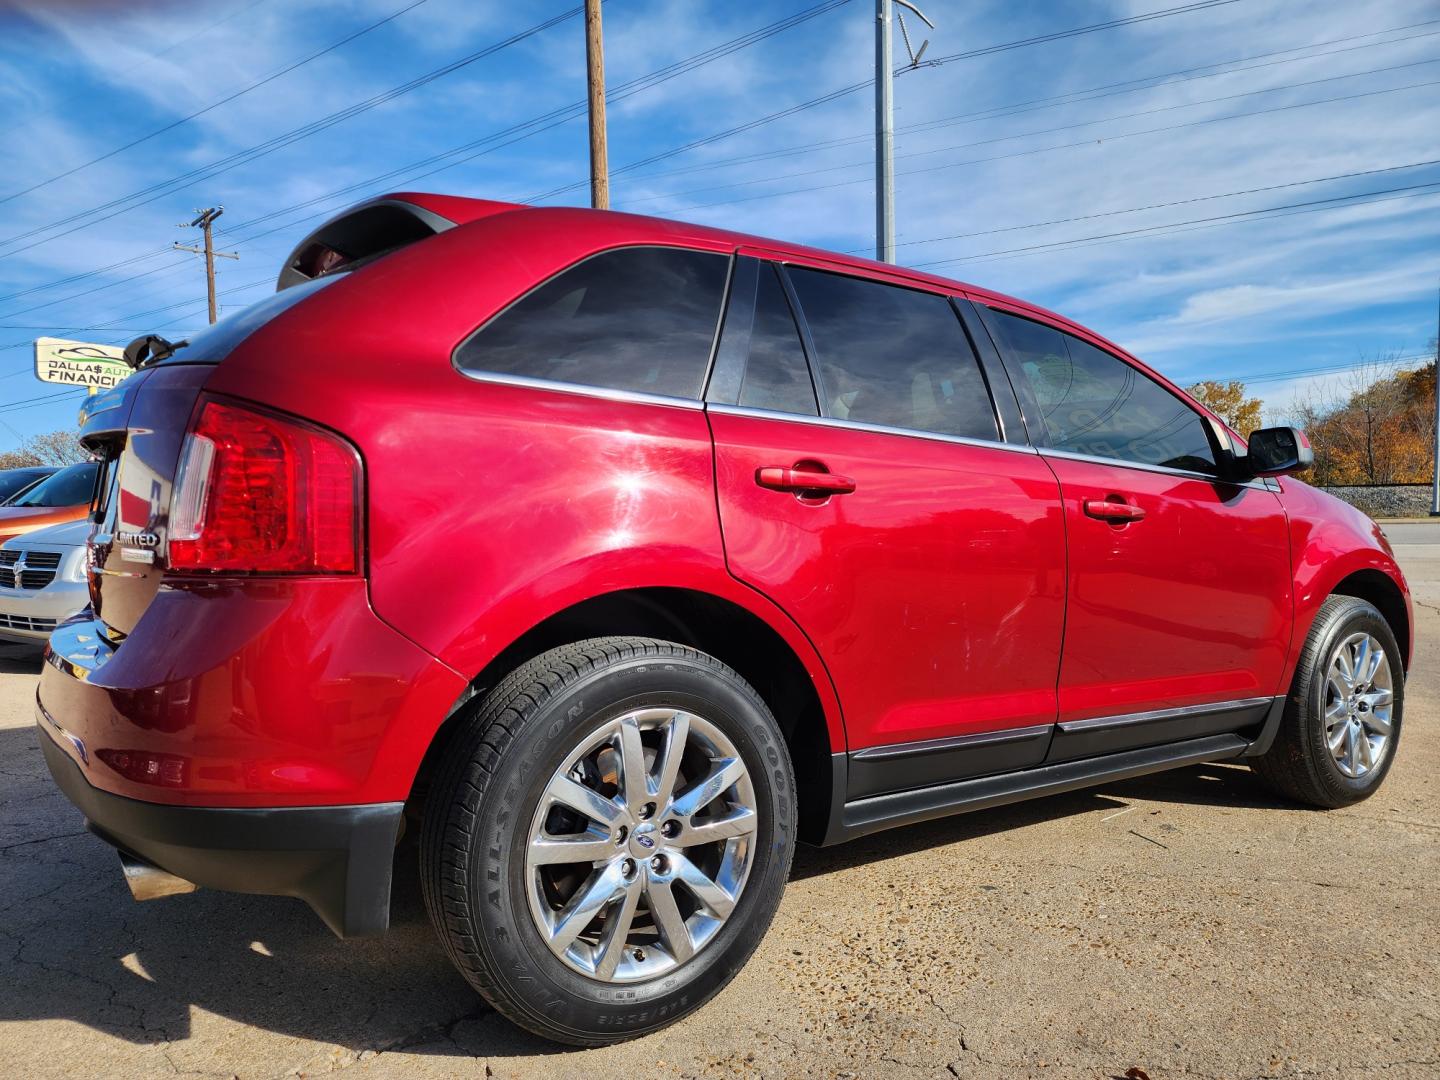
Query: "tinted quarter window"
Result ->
[[787, 267, 997, 441], [456, 247, 730, 399], [986, 310, 1218, 475], [738, 264, 818, 416]]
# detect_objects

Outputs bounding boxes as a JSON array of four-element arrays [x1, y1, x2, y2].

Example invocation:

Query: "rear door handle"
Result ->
[[756, 466, 856, 496], [1083, 498, 1145, 523]]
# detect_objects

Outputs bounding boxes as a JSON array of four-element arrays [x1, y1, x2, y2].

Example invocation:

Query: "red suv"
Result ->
[[39, 193, 1410, 1045]]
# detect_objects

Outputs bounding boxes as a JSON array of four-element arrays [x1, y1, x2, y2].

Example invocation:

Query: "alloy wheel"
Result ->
[[524, 708, 757, 982], [1323, 631, 1394, 779]]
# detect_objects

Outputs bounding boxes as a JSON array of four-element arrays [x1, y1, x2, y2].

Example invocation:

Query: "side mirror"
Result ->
[[1245, 426, 1313, 478]]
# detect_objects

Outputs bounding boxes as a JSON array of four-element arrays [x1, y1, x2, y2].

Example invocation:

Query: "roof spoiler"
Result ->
[[275, 193, 522, 292]]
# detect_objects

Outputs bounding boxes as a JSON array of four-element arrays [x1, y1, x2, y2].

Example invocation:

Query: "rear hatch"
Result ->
[[80, 193, 473, 638], [81, 276, 346, 636]]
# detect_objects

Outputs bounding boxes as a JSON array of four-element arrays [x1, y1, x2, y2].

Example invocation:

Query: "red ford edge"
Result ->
[[38, 193, 1411, 1045]]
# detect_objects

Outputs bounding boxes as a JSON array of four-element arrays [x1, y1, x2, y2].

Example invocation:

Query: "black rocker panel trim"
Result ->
[[847, 723, 1052, 800], [827, 732, 1250, 844], [1045, 696, 1274, 763], [39, 724, 403, 939]]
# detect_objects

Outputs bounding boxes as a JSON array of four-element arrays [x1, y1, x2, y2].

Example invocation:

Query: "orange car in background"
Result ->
[[0, 461, 99, 544]]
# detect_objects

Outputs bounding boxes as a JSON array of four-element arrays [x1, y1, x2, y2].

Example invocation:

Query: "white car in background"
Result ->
[[0, 519, 91, 645]]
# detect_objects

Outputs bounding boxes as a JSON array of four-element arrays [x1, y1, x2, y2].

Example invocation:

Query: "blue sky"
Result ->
[[0, 0, 1437, 446]]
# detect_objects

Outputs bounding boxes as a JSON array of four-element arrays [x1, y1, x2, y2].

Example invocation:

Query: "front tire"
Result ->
[[1251, 595, 1403, 808], [420, 637, 796, 1046]]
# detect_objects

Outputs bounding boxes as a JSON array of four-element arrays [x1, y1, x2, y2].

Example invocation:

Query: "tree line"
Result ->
[[1190, 348, 1438, 487]]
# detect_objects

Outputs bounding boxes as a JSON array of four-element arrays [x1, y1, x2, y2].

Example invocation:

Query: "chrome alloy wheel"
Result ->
[[524, 708, 758, 983], [1324, 631, 1394, 779]]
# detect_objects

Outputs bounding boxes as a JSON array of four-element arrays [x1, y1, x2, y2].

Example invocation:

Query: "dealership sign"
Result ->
[[34, 337, 131, 392]]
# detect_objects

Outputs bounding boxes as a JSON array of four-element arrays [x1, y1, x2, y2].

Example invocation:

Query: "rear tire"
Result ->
[[1251, 595, 1403, 808], [419, 637, 795, 1046]]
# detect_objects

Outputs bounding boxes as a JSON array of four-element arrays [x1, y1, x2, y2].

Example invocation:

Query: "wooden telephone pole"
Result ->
[[174, 206, 238, 324], [584, 0, 609, 209]]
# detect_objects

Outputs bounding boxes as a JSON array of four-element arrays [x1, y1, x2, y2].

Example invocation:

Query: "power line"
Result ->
[[607, 21, 1440, 196], [1188, 354, 1434, 386], [0, 0, 431, 206], [665, 76, 1440, 213], [917, 0, 1242, 69], [887, 159, 1440, 252], [0, 246, 175, 307], [914, 181, 1440, 269], [525, 0, 1248, 203], [200, 0, 856, 244], [0, 258, 194, 322], [628, 55, 1440, 208], [6, 0, 857, 277], [0, 4, 587, 254], [0, 276, 270, 361], [0, 0, 1254, 300], [0, 2, 854, 260]]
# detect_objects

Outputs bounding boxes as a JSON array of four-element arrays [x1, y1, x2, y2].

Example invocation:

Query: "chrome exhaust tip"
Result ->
[[118, 851, 198, 901]]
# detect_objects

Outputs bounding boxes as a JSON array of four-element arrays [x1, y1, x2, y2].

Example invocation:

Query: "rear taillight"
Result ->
[[168, 397, 360, 574]]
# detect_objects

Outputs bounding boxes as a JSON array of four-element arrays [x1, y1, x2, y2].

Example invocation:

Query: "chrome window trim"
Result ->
[[1038, 446, 1270, 489], [705, 402, 1041, 456], [454, 369, 704, 411], [1057, 696, 1274, 734]]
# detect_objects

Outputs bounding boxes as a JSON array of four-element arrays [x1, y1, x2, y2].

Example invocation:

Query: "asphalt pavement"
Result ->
[[0, 549, 1436, 1079]]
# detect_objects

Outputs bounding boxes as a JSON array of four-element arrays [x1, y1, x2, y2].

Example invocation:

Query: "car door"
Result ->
[[706, 254, 1067, 800], [974, 301, 1292, 762]]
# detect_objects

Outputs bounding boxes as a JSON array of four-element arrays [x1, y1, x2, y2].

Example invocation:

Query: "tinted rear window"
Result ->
[[787, 268, 998, 441], [455, 247, 730, 400]]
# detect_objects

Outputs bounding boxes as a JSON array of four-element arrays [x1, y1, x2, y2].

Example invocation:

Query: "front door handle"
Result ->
[[1083, 498, 1145, 523], [756, 466, 856, 496]]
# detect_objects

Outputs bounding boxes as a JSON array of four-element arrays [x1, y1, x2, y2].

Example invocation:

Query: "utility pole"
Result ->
[[1430, 276, 1440, 516], [874, 1, 933, 263], [584, 0, 609, 210], [874, 0, 894, 263], [174, 207, 238, 324]]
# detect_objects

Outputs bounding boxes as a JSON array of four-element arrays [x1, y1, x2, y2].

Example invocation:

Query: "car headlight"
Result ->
[[64, 549, 88, 583]]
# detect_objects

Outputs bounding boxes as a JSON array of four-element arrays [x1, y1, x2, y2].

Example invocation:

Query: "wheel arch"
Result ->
[[1331, 567, 1412, 672], [410, 586, 843, 845]]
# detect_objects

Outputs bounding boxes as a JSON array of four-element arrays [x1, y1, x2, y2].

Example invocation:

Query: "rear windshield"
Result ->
[[6, 461, 99, 508], [152, 273, 339, 365]]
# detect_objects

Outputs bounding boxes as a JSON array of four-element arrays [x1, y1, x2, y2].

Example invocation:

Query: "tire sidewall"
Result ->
[[1299, 599, 1404, 802], [469, 653, 795, 1041]]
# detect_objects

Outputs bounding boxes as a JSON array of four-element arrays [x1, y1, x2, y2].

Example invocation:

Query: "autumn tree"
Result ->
[[1289, 353, 1435, 485], [0, 429, 87, 470], [1185, 379, 1263, 435]]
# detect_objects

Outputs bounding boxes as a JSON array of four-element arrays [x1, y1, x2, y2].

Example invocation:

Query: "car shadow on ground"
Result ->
[[0, 716, 1296, 1061], [791, 758, 1293, 880]]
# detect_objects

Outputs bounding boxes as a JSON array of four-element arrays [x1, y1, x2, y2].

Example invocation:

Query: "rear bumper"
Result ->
[[36, 579, 467, 807], [38, 716, 402, 937]]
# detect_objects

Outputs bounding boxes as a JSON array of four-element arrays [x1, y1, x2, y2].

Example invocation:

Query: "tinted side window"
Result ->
[[787, 268, 998, 441], [986, 310, 1217, 474], [455, 247, 730, 399], [737, 264, 817, 415], [8, 462, 99, 508]]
